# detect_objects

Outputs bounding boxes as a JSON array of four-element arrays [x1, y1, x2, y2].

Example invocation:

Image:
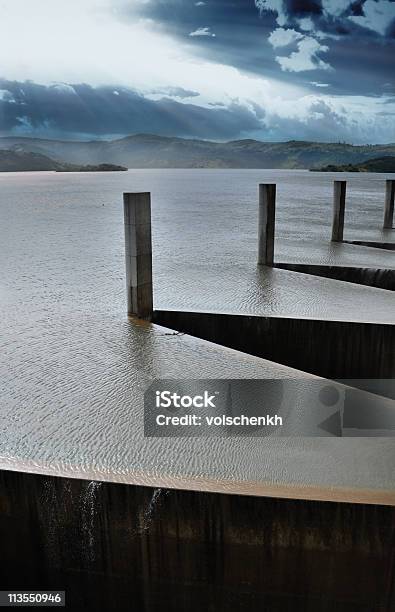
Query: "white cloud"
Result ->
[[0, 0, 308, 113], [189, 27, 216, 37], [0, 89, 14, 101], [195, 1, 206, 5], [276, 37, 331, 72], [322, 0, 352, 18], [298, 17, 314, 32], [51, 83, 77, 95], [310, 81, 330, 88], [258, 1, 335, 76], [268, 28, 303, 48], [349, 0, 395, 35], [255, 0, 287, 26], [264, 94, 395, 144], [0, 1, 220, 89]]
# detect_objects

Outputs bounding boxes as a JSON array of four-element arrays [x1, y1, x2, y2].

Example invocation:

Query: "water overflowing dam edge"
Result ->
[[0, 469, 394, 610]]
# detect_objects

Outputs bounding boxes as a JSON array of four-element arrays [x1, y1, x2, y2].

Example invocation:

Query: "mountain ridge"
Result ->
[[0, 134, 394, 169]]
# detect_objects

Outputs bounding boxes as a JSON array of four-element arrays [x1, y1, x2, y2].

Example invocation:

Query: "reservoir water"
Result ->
[[0, 169, 394, 502]]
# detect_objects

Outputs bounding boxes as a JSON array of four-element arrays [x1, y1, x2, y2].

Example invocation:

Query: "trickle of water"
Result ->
[[81, 481, 102, 560], [140, 488, 169, 533], [41, 479, 61, 567]]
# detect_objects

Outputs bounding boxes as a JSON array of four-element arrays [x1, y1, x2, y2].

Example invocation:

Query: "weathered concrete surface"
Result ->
[[258, 184, 276, 266], [124, 192, 153, 319], [331, 181, 346, 242], [384, 179, 395, 229], [0, 471, 394, 611]]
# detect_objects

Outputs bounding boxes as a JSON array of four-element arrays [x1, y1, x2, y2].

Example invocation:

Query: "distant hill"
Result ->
[[0, 149, 64, 171], [312, 156, 395, 173], [0, 149, 127, 172], [0, 134, 394, 169], [55, 163, 127, 172]]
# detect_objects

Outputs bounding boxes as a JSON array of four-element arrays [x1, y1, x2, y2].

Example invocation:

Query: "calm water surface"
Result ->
[[1, 169, 395, 499], [1, 168, 394, 317]]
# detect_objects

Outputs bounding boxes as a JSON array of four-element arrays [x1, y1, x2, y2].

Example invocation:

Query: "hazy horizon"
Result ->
[[1, 131, 395, 147]]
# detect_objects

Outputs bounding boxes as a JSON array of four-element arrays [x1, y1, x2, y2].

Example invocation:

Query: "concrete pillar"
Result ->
[[258, 184, 276, 266], [331, 180, 346, 242], [123, 192, 153, 319], [384, 180, 395, 229]]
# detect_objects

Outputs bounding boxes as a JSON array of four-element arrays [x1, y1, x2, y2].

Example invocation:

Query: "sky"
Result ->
[[0, 0, 394, 143]]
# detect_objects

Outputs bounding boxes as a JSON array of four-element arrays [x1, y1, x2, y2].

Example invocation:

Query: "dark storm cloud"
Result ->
[[283, 0, 323, 16], [1, 78, 393, 143], [0, 79, 264, 140], [387, 14, 395, 35], [122, 0, 395, 96], [259, 0, 395, 37], [350, 1, 365, 17], [120, 0, 280, 78]]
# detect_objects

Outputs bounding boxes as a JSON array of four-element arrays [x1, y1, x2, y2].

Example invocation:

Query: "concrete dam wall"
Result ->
[[154, 311, 395, 384], [275, 263, 395, 291], [0, 470, 394, 610]]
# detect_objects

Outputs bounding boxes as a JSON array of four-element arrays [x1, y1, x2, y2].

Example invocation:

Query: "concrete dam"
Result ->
[[1, 470, 394, 610], [0, 170, 394, 610]]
